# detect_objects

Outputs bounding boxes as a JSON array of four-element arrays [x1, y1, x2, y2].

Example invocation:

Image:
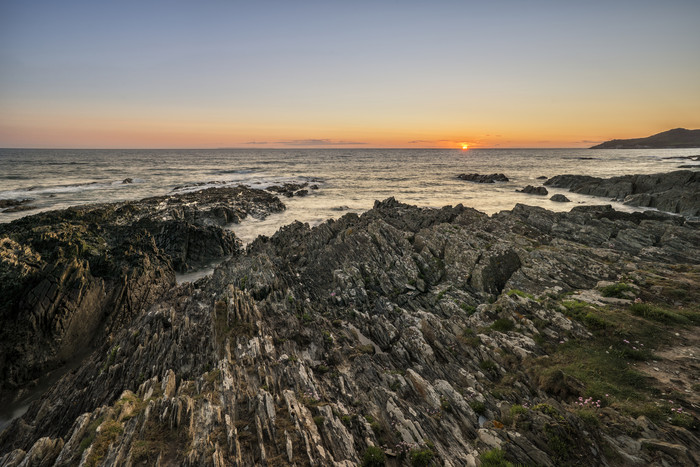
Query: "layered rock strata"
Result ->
[[1, 197, 699, 466]]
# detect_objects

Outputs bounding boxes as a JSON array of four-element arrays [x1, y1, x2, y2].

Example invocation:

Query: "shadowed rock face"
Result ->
[[545, 170, 700, 218], [0, 186, 284, 395], [1, 197, 698, 466]]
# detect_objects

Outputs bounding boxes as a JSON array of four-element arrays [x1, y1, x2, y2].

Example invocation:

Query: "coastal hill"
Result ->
[[591, 128, 700, 149]]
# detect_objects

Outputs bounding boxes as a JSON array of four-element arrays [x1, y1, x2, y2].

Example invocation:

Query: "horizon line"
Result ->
[[0, 146, 592, 151]]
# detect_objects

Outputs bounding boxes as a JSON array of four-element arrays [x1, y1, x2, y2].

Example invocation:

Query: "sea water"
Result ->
[[1, 148, 698, 241]]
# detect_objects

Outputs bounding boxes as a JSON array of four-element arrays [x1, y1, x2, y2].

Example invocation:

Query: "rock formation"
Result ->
[[1, 194, 699, 466], [0, 199, 35, 213], [267, 182, 313, 197], [457, 173, 509, 183], [545, 170, 700, 218], [0, 186, 285, 397]]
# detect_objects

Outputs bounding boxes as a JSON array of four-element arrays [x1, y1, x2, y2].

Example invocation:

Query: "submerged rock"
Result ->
[[0, 199, 35, 213], [457, 173, 509, 183], [550, 194, 570, 202], [266, 182, 311, 197]]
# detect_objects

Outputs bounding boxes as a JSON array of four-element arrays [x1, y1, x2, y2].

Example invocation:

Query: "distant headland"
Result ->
[[591, 128, 700, 149]]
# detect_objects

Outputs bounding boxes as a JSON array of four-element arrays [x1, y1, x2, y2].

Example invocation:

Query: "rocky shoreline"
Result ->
[[545, 170, 700, 218], [0, 186, 284, 399], [1, 175, 699, 466]]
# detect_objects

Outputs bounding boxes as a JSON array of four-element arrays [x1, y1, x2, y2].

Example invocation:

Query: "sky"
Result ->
[[1, 0, 699, 149]]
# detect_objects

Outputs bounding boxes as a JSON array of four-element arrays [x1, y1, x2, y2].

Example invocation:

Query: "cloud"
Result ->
[[275, 139, 366, 146], [578, 140, 600, 144], [408, 139, 458, 144], [243, 141, 269, 145]]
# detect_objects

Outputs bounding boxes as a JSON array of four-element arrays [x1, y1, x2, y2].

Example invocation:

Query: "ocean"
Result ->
[[1, 148, 698, 245]]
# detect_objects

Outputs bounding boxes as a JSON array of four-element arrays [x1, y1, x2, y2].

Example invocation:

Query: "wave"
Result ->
[[211, 168, 259, 175], [171, 175, 324, 194], [0, 178, 142, 200]]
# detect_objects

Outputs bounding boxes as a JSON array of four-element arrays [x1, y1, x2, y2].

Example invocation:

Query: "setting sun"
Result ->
[[461, 144, 469, 150]]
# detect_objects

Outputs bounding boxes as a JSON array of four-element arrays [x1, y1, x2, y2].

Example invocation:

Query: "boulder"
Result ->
[[517, 185, 548, 195], [550, 194, 570, 202]]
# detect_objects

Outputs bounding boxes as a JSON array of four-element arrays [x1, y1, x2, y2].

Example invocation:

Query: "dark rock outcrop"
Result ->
[[550, 194, 570, 202], [457, 173, 509, 183], [0, 186, 285, 396], [0, 199, 35, 213], [1, 198, 699, 466], [517, 185, 548, 195], [266, 182, 311, 197], [545, 170, 700, 217]]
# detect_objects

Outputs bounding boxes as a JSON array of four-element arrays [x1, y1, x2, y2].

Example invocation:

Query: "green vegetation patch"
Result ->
[[599, 282, 634, 298], [469, 400, 486, 415], [479, 448, 514, 467], [84, 420, 124, 467], [561, 300, 611, 330], [490, 318, 515, 333], [531, 289, 700, 421], [629, 302, 699, 325], [409, 445, 436, 467], [459, 328, 481, 348], [507, 289, 535, 300], [361, 445, 386, 467]]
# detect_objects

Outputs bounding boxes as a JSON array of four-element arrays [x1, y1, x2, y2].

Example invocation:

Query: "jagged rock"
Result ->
[[267, 182, 310, 197], [0, 186, 285, 396], [457, 173, 509, 183], [545, 170, 700, 217], [1, 196, 699, 466]]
